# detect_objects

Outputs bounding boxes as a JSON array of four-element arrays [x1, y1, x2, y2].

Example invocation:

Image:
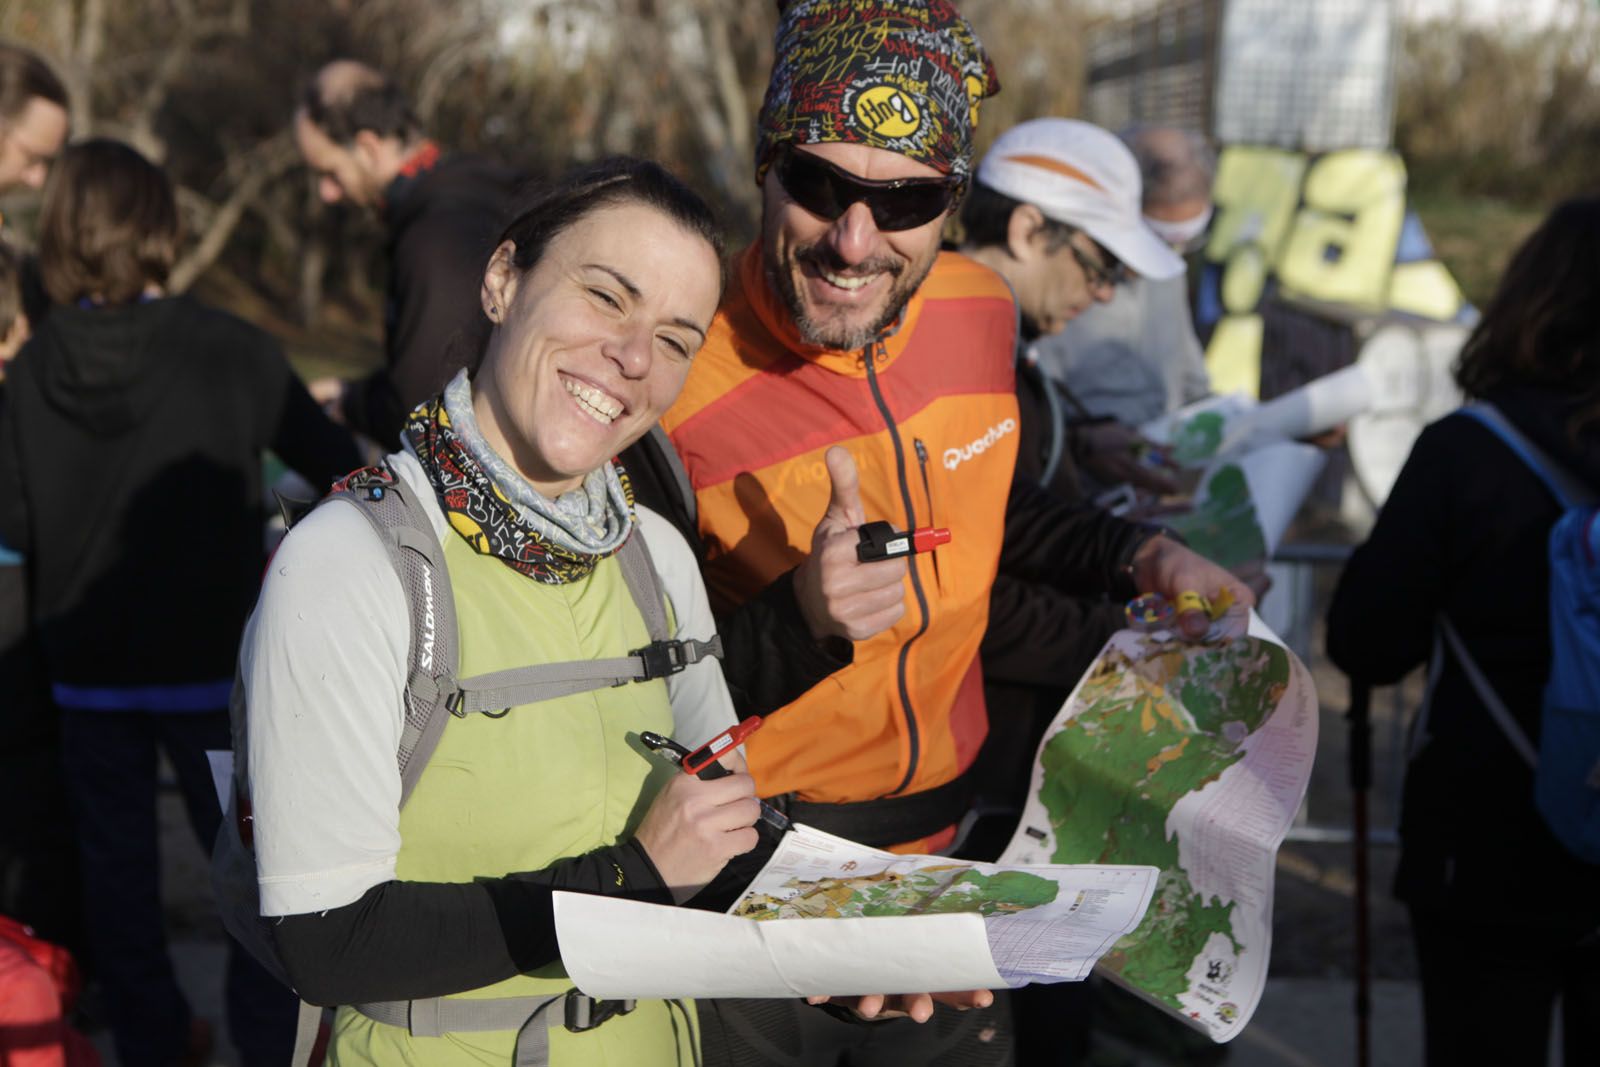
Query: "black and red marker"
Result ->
[[640, 720, 791, 832], [855, 520, 952, 563]]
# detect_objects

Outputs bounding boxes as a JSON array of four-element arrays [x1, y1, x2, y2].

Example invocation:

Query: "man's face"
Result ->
[[293, 110, 382, 208], [0, 97, 67, 193], [1012, 226, 1119, 339], [760, 141, 950, 351]]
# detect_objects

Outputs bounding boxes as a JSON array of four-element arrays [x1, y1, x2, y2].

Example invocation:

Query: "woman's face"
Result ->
[[473, 201, 722, 496]]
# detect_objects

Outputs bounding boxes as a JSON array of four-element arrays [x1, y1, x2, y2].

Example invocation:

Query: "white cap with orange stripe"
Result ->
[[976, 118, 1185, 281]]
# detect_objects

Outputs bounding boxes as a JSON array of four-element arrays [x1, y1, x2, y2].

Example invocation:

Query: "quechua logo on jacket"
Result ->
[[943, 418, 1017, 471]]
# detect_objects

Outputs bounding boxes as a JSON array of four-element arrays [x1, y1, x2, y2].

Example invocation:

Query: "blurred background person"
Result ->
[[0, 40, 80, 971], [1032, 124, 1214, 429], [294, 59, 519, 449], [0, 43, 67, 207], [1328, 198, 1600, 1067], [959, 116, 1186, 504], [0, 139, 359, 1067]]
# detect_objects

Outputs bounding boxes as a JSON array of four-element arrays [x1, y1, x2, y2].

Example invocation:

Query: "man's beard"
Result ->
[[767, 239, 935, 351]]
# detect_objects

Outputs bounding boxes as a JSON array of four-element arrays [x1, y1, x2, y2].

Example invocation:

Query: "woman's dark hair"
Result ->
[[1456, 197, 1600, 433], [37, 139, 179, 307], [957, 181, 1074, 252], [301, 71, 418, 146], [496, 157, 726, 296]]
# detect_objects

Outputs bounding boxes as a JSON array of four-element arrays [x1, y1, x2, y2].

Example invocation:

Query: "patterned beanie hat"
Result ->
[[755, 0, 1000, 180]]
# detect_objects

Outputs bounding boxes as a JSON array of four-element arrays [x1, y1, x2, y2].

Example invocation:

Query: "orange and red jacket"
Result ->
[[662, 245, 1019, 845]]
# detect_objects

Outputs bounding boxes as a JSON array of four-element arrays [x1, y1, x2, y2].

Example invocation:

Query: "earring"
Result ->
[[488, 305, 499, 320]]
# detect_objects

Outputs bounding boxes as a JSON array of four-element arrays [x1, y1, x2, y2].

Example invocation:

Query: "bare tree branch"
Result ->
[[168, 132, 297, 293]]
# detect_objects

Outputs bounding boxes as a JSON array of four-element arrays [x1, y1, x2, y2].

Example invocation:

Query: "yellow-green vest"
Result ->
[[328, 534, 698, 1066]]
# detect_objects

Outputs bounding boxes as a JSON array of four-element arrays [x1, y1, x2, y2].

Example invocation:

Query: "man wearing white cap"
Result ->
[[959, 117, 1188, 501], [959, 119, 1196, 1064], [1023, 123, 1215, 428]]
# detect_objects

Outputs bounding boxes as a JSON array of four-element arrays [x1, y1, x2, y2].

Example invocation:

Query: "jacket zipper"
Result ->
[[864, 342, 929, 797], [913, 438, 942, 591]]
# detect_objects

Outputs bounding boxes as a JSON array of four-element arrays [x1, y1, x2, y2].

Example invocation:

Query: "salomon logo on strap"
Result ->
[[420, 566, 437, 671], [943, 419, 1018, 471]]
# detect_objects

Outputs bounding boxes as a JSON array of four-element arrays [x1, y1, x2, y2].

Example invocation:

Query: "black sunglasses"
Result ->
[[1067, 235, 1131, 291], [773, 144, 965, 232]]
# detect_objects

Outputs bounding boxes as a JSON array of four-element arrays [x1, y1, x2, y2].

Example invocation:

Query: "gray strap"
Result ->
[[290, 1001, 322, 1066], [449, 636, 723, 715], [353, 992, 564, 1036], [646, 423, 699, 535], [353, 991, 604, 1066], [1465, 402, 1599, 508], [513, 1000, 559, 1067], [321, 472, 465, 808], [1439, 616, 1538, 768], [617, 532, 671, 642]]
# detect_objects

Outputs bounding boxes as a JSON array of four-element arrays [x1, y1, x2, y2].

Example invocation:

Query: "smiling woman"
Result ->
[[238, 158, 762, 1067]]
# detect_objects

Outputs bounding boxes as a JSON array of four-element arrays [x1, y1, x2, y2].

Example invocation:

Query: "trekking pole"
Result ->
[[1346, 679, 1373, 1067]]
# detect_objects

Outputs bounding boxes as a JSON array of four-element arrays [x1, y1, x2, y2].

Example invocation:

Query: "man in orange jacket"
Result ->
[[636, 2, 1248, 1060]]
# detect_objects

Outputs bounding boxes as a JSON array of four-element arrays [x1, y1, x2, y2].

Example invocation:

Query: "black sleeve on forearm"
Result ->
[[1000, 473, 1145, 596], [271, 374, 363, 493], [715, 568, 853, 719], [271, 839, 669, 1006], [981, 576, 1125, 689]]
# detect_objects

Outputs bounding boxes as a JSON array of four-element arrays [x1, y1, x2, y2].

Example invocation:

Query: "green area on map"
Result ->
[[1163, 464, 1268, 570], [1170, 411, 1227, 466], [734, 865, 1059, 921], [1039, 635, 1289, 1009]]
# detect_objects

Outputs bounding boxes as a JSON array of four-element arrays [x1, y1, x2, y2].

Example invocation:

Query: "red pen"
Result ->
[[682, 717, 764, 777]]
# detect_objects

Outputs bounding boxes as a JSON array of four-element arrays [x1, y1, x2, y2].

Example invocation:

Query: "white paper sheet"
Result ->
[[1222, 362, 1373, 452], [556, 893, 999, 999], [554, 826, 1158, 999]]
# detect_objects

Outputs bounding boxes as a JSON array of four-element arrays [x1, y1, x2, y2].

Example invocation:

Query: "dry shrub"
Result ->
[[1397, 15, 1600, 204]]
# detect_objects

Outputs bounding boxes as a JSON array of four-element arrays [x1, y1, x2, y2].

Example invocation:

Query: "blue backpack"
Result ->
[[1436, 403, 1600, 864]]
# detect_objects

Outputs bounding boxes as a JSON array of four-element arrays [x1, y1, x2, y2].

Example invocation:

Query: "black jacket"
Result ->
[[999, 355, 1127, 689], [343, 153, 520, 447], [1328, 386, 1600, 926], [0, 296, 360, 693]]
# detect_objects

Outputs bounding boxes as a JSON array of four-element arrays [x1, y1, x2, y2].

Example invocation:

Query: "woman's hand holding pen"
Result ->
[[635, 757, 761, 904]]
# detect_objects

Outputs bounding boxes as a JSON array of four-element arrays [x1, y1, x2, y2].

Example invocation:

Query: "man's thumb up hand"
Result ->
[[794, 447, 908, 642], [820, 446, 867, 530]]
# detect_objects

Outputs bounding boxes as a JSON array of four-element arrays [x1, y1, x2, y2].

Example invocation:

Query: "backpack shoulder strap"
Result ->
[[644, 424, 699, 536], [1459, 403, 1598, 509], [322, 465, 462, 808], [616, 527, 670, 642]]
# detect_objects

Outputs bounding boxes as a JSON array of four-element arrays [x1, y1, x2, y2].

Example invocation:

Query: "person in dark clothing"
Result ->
[[0, 45, 82, 964], [0, 140, 360, 1067], [294, 59, 520, 448], [1328, 198, 1600, 1067]]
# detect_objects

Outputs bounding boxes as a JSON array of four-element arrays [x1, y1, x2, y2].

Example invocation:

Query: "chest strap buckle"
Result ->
[[564, 989, 635, 1032]]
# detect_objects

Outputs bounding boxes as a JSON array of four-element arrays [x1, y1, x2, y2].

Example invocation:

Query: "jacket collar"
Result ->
[[740, 242, 925, 377]]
